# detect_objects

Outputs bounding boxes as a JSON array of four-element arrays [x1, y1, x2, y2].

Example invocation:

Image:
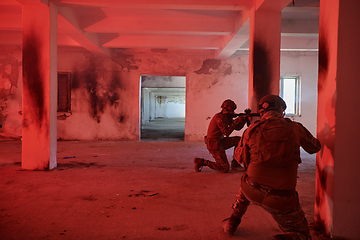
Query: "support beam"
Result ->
[[316, 0, 360, 239], [57, 6, 111, 56], [103, 35, 223, 49], [21, 1, 58, 170], [50, 0, 253, 10], [215, 12, 250, 59], [248, 0, 291, 109], [84, 13, 234, 36]]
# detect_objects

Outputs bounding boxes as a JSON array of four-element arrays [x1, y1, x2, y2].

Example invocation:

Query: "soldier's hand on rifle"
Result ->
[[246, 115, 252, 122], [234, 115, 247, 124]]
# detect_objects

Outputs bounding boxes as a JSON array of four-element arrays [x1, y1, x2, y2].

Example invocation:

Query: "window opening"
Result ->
[[57, 72, 71, 112], [280, 76, 300, 116]]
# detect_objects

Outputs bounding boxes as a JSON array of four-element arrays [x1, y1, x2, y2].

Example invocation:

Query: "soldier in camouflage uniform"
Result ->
[[223, 95, 321, 240], [194, 99, 248, 173]]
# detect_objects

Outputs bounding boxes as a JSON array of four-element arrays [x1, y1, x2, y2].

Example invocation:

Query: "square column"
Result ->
[[316, 0, 360, 239], [248, 0, 291, 109], [22, 2, 58, 170]]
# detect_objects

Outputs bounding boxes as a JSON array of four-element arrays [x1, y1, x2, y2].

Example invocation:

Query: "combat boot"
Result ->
[[269, 233, 311, 240], [194, 158, 205, 172], [231, 159, 244, 170], [222, 216, 241, 236], [268, 234, 293, 240]]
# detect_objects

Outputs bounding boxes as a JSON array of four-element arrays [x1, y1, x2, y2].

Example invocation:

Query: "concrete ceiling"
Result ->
[[0, 0, 319, 59]]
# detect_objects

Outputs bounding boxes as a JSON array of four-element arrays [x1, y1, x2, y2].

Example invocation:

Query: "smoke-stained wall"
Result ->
[[56, 48, 251, 141], [56, 51, 139, 140], [0, 47, 319, 141]]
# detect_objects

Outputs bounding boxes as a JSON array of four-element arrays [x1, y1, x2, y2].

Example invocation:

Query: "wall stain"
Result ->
[[72, 59, 123, 123], [195, 59, 221, 74], [111, 51, 140, 71], [253, 41, 271, 101], [22, 29, 45, 127], [108, 74, 121, 108], [71, 69, 81, 90], [312, 214, 327, 236], [223, 63, 232, 75], [0, 52, 21, 131], [118, 114, 125, 123], [0, 54, 20, 98], [318, 32, 328, 93]]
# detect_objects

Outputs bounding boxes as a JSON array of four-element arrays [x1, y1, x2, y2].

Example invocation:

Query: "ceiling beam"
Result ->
[[0, 6, 22, 30], [50, 0, 254, 10], [256, 0, 292, 11], [57, 6, 111, 56], [103, 35, 223, 49], [84, 15, 234, 36], [215, 11, 250, 59], [57, 11, 110, 56]]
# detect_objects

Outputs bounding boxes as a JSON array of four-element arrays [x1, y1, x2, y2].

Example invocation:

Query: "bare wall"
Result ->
[[280, 51, 319, 136]]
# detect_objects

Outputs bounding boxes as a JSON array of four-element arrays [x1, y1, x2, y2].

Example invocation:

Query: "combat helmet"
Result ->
[[221, 99, 237, 111], [258, 95, 287, 113]]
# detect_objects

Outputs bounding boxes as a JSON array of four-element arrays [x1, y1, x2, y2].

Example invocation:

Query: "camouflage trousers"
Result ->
[[204, 136, 241, 173], [230, 176, 311, 240]]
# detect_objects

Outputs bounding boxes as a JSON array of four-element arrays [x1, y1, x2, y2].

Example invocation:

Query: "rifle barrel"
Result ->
[[229, 113, 260, 118]]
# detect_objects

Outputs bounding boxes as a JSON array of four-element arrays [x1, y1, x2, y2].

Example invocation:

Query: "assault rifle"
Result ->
[[229, 108, 260, 126]]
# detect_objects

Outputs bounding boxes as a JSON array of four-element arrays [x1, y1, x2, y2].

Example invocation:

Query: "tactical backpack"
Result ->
[[236, 117, 300, 168]]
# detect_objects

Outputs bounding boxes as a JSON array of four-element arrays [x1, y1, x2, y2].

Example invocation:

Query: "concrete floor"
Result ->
[[140, 118, 185, 141], [0, 119, 330, 240]]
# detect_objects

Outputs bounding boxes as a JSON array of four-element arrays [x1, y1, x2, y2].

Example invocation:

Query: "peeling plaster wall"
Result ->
[[0, 47, 319, 142], [186, 56, 249, 141], [0, 46, 22, 137]]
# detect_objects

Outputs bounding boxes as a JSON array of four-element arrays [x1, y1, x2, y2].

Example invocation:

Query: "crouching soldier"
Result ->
[[194, 99, 248, 173], [223, 95, 321, 240]]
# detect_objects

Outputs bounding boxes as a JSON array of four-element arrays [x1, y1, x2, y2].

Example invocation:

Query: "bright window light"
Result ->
[[280, 77, 300, 116]]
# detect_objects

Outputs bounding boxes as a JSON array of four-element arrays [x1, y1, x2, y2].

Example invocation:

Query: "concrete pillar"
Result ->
[[22, 2, 58, 170], [316, 0, 360, 239], [248, 0, 291, 110]]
